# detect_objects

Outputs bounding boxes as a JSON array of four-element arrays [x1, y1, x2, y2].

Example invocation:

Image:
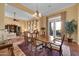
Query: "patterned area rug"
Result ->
[[18, 41, 71, 56], [62, 45, 71, 56]]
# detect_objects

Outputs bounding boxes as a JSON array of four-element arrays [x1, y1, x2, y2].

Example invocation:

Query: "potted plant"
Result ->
[[65, 20, 77, 42]]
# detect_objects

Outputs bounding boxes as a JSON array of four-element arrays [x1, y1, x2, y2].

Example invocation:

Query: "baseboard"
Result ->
[[73, 40, 79, 45], [65, 39, 79, 45]]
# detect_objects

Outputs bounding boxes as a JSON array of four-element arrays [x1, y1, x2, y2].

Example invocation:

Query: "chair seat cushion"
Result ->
[[54, 41, 61, 46], [46, 43, 60, 51], [51, 44, 60, 50]]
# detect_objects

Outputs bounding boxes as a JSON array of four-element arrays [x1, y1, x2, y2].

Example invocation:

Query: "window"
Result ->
[[55, 21, 61, 37], [49, 16, 61, 39]]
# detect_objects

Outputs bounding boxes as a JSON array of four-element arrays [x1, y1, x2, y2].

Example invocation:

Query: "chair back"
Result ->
[[61, 35, 65, 46], [59, 35, 65, 55], [24, 31, 29, 41], [33, 30, 39, 38], [50, 35, 65, 56], [24, 31, 33, 44]]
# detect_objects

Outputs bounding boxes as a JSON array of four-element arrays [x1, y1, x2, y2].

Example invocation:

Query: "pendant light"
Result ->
[[33, 4, 42, 18], [13, 12, 18, 21]]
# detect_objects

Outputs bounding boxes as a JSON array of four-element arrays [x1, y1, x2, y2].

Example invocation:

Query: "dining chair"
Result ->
[[24, 31, 29, 45], [34, 39, 45, 55], [30, 32, 44, 55], [52, 35, 65, 56], [24, 31, 33, 45], [33, 30, 39, 38], [46, 35, 65, 56]]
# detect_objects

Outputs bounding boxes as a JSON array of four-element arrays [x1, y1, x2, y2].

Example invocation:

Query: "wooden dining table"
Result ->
[[36, 35, 55, 44], [37, 35, 49, 42], [34, 35, 55, 55], [34, 35, 52, 49]]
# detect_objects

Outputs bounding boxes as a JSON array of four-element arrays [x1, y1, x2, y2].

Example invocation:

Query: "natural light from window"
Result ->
[[56, 21, 61, 30]]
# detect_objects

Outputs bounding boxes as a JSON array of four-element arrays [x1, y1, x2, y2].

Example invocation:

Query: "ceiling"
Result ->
[[22, 3, 75, 16], [5, 3, 76, 20], [5, 4, 33, 20]]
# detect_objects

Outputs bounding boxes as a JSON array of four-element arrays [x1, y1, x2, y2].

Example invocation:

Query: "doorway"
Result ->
[[48, 16, 61, 40]]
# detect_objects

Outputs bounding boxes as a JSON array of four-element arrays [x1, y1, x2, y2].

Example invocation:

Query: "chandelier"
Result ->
[[33, 10, 42, 18], [33, 4, 42, 18]]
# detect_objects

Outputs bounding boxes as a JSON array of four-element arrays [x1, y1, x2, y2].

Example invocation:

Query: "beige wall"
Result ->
[[1, 3, 79, 44], [26, 18, 40, 32], [66, 5, 78, 42], [0, 4, 5, 42], [48, 4, 78, 43], [24, 16, 48, 36], [77, 4, 79, 45], [4, 16, 27, 32], [39, 16, 48, 35], [0, 4, 5, 29], [4, 16, 47, 34]]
